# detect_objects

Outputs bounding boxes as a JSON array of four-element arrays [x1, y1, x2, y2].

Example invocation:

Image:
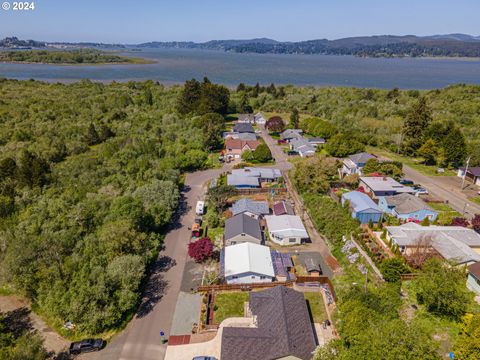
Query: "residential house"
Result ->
[[457, 167, 480, 186], [233, 123, 255, 133], [225, 139, 260, 159], [265, 215, 309, 245], [290, 138, 316, 157], [232, 132, 258, 141], [342, 152, 376, 176], [273, 201, 295, 216], [254, 112, 266, 125], [378, 193, 438, 222], [467, 262, 480, 296], [224, 213, 263, 246], [270, 251, 294, 281], [220, 286, 317, 360], [341, 191, 383, 224], [222, 242, 275, 284], [231, 167, 282, 183], [231, 198, 270, 218], [280, 129, 303, 142], [227, 174, 261, 188], [307, 137, 326, 146], [386, 222, 480, 265], [237, 114, 255, 123], [360, 176, 415, 198]]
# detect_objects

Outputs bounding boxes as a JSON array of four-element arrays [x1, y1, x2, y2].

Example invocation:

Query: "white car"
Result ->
[[196, 201, 205, 215]]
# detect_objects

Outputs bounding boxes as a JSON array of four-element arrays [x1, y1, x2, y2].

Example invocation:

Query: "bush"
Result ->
[[252, 143, 272, 163], [380, 257, 409, 282]]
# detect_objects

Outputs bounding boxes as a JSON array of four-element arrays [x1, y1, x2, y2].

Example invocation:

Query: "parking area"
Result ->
[[170, 292, 202, 336], [180, 260, 204, 292]]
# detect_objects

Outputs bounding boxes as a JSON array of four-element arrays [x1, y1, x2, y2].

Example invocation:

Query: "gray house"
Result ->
[[231, 198, 270, 218], [224, 213, 263, 246]]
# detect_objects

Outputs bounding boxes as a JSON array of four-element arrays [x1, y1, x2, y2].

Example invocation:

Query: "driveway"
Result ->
[[83, 168, 221, 360], [402, 165, 480, 219]]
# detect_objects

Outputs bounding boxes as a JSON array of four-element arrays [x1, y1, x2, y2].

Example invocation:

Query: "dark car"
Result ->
[[69, 339, 104, 355], [399, 178, 414, 185], [192, 357, 218, 360]]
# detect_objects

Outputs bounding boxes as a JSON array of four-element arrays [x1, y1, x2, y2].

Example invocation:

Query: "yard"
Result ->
[[213, 292, 249, 324], [367, 147, 457, 177], [304, 292, 328, 323], [428, 202, 461, 225]]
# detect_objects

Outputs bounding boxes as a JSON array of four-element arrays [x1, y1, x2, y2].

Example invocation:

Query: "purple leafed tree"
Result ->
[[472, 214, 480, 233], [451, 217, 469, 227], [188, 237, 214, 263]]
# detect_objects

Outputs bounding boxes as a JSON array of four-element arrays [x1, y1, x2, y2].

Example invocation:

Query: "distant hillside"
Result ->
[[137, 34, 480, 58], [0, 36, 45, 49]]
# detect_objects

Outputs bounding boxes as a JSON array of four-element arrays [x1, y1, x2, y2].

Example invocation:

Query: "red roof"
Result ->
[[468, 262, 480, 279], [225, 139, 260, 150], [273, 202, 288, 216]]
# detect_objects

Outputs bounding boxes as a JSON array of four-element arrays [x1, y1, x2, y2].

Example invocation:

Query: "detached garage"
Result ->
[[458, 167, 480, 186]]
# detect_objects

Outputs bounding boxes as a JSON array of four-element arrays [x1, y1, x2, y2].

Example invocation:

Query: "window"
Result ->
[[241, 233, 245, 236], [260, 276, 266, 279], [251, 275, 255, 279], [289, 238, 297, 243], [231, 241, 236, 245]]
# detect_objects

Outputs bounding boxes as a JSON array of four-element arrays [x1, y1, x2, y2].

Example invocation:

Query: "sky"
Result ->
[[1, 0, 479, 43]]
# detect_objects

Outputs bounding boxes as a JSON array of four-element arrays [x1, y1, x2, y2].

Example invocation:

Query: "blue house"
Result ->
[[341, 191, 383, 224], [378, 193, 438, 222], [467, 262, 480, 296]]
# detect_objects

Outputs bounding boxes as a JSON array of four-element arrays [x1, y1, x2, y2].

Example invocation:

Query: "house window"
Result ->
[[289, 238, 297, 243], [232, 276, 238, 279], [241, 233, 245, 236], [231, 241, 236, 245], [251, 275, 255, 279], [260, 276, 266, 279]]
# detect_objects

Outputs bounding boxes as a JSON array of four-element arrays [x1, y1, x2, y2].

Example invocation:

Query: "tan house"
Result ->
[[225, 139, 260, 159]]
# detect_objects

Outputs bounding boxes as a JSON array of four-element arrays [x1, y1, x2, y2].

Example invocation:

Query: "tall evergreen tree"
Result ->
[[401, 97, 432, 154], [86, 123, 101, 146], [290, 108, 300, 128]]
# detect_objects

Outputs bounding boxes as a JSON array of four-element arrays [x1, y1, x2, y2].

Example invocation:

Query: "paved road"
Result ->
[[84, 168, 221, 360], [402, 165, 480, 219]]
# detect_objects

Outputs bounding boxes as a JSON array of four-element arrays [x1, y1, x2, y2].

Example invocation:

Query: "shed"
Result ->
[[341, 191, 383, 224]]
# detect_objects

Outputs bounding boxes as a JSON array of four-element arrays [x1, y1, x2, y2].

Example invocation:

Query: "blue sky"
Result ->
[[1, 0, 479, 43]]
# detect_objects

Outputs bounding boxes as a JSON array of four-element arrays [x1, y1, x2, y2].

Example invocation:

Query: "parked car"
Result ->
[[196, 201, 205, 215], [69, 339, 104, 355], [399, 178, 414, 185], [192, 357, 218, 360], [287, 150, 298, 156], [413, 186, 429, 195]]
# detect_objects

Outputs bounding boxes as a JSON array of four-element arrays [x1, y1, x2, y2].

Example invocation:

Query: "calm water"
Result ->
[[1, 48, 480, 89]]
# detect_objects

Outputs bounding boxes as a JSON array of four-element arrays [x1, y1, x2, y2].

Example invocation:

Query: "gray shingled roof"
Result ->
[[221, 286, 317, 360], [233, 123, 255, 133], [459, 167, 480, 177], [231, 198, 270, 216], [224, 214, 262, 241], [384, 193, 435, 214], [349, 152, 375, 164]]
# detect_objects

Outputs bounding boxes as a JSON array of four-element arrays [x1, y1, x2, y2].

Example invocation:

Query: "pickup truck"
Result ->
[[69, 339, 104, 355]]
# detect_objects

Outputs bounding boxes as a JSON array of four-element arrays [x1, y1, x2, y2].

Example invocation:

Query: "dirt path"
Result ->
[[0, 295, 70, 355]]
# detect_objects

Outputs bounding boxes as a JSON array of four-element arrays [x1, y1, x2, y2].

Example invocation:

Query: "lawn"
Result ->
[[429, 202, 461, 225], [304, 292, 328, 323], [367, 147, 456, 177], [470, 196, 480, 205], [214, 292, 249, 324]]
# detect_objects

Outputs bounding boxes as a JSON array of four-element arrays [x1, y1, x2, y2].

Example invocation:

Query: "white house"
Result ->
[[223, 243, 275, 284], [254, 112, 266, 125], [341, 152, 376, 176], [265, 215, 309, 246], [457, 167, 480, 187]]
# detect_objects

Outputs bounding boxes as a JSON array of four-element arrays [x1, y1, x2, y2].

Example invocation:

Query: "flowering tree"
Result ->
[[472, 214, 480, 233], [265, 116, 285, 133], [188, 237, 214, 263], [451, 217, 469, 227]]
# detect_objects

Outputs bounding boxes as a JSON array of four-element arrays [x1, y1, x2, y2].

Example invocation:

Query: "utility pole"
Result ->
[[461, 156, 471, 190]]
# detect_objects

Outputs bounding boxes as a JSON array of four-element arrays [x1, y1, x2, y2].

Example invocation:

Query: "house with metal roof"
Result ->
[[222, 242, 275, 284], [458, 167, 480, 186], [231, 167, 282, 182], [265, 215, 309, 245], [467, 262, 480, 295], [386, 222, 480, 265], [307, 137, 326, 146], [379, 193, 438, 222], [231, 198, 270, 218], [273, 201, 295, 216], [360, 176, 416, 198], [233, 123, 255, 133], [342, 152, 376, 176], [341, 191, 383, 224], [289, 138, 316, 157], [224, 213, 263, 246], [220, 286, 317, 360], [280, 129, 303, 141], [227, 175, 260, 188]]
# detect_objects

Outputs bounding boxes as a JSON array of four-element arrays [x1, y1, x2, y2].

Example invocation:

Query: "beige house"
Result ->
[[225, 139, 260, 159]]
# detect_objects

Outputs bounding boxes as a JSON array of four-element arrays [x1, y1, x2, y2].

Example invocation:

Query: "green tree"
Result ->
[[442, 126, 466, 167], [453, 313, 480, 360], [207, 185, 236, 212], [86, 123, 101, 145], [290, 108, 300, 128], [144, 88, 153, 106], [417, 139, 439, 165], [0, 157, 17, 179], [252, 143, 273, 163], [380, 257, 409, 282], [402, 97, 432, 154], [176, 78, 202, 114], [414, 258, 473, 319], [16, 150, 49, 188], [292, 156, 339, 194], [326, 133, 365, 157]]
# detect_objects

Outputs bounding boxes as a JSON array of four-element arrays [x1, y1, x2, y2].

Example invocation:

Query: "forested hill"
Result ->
[[138, 34, 480, 57], [0, 78, 229, 339]]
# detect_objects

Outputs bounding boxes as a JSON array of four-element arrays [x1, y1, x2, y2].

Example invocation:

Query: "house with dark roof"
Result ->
[[467, 262, 480, 295], [458, 167, 480, 186], [231, 198, 270, 218], [224, 213, 263, 246], [237, 114, 255, 123], [280, 129, 303, 141], [341, 191, 383, 224], [379, 193, 438, 222], [307, 137, 326, 146], [273, 201, 295, 216], [289, 138, 316, 157], [341, 152, 376, 176], [233, 123, 255, 133], [220, 286, 317, 360]]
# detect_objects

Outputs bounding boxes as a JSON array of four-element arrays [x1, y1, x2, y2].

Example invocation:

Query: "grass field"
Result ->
[[304, 292, 328, 323], [214, 292, 249, 324], [428, 202, 461, 225], [367, 147, 456, 177]]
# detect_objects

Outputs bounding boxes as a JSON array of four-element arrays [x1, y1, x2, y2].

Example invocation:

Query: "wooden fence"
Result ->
[[235, 187, 287, 195], [400, 273, 420, 281], [295, 276, 337, 300], [197, 280, 294, 292]]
